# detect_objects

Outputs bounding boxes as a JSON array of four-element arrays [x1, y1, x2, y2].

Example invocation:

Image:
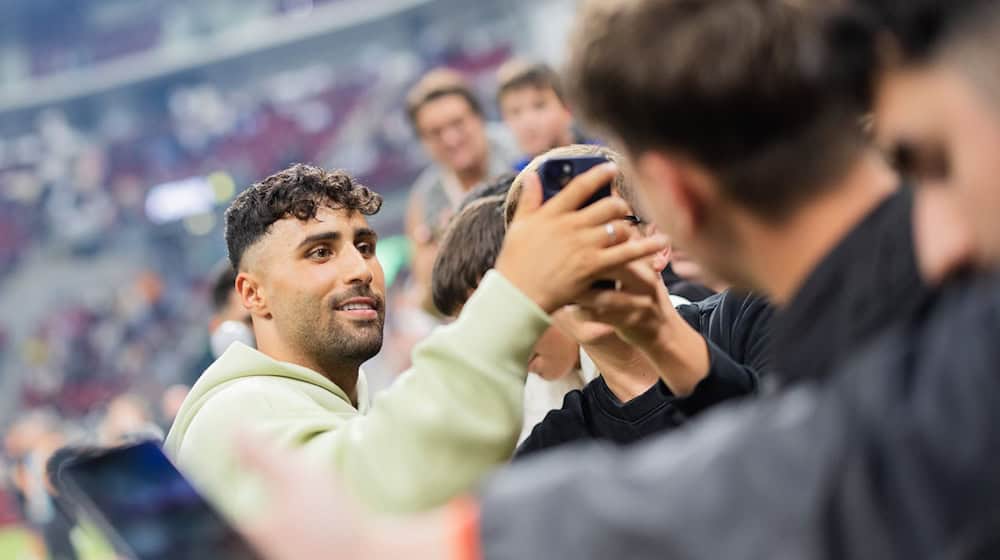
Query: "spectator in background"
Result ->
[[495, 60, 588, 169], [405, 68, 518, 314], [207, 261, 255, 360], [3, 411, 76, 560], [97, 394, 162, 445], [158, 385, 189, 429]]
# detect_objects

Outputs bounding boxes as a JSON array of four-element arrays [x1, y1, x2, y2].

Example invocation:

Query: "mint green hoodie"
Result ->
[[164, 271, 548, 518]]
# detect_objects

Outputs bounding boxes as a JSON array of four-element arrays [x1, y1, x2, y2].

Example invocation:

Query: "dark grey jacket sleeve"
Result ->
[[479, 278, 1000, 560], [480, 386, 849, 560]]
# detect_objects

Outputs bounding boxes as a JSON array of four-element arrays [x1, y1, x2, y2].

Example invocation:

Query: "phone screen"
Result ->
[[60, 441, 260, 560]]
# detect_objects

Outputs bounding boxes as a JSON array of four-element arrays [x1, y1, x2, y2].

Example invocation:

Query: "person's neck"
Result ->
[[453, 151, 490, 191], [582, 337, 658, 402], [745, 153, 898, 306], [257, 339, 360, 406]]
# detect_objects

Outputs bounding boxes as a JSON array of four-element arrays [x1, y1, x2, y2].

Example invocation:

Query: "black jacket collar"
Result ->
[[772, 187, 929, 385]]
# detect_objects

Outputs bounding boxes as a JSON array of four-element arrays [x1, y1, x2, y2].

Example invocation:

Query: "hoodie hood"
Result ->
[[165, 342, 370, 454]]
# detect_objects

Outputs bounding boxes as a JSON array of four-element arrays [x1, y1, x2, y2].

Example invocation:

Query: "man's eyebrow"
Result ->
[[296, 231, 341, 250], [355, 228, 378, 240]]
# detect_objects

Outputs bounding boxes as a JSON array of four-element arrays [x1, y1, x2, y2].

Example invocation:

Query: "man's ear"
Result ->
[[236, 271, 270, 319], [645, 223, 673, 273]]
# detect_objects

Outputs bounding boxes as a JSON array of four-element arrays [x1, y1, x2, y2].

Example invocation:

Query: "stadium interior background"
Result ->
[[0, 0, 576, 429]]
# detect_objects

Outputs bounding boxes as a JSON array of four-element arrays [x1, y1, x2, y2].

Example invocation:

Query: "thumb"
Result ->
[[511, 172, 543, 224]]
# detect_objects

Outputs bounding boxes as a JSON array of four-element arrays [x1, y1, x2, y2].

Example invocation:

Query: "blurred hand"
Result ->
[[496, 164, 668, 313], [235, 434, 367, 560], [235, 435, 453, 560], [577, 261, 710, 397]]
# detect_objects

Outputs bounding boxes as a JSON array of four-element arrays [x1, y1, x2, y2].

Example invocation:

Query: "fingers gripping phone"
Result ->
[[538, 155, 617, 290], [58, 441, 260, 560]]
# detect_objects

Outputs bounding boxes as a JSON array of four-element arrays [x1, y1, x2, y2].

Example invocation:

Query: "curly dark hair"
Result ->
[[225, 163, 383, 269]]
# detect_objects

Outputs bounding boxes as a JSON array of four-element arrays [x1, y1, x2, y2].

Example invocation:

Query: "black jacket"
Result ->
[[771, 187, 928, 385], [515, 290, 774, 458]]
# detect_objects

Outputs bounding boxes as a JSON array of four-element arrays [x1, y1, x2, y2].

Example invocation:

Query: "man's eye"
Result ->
[[357, 243, 376, 256], [309, 247, 331, 259], [888, 140, 950, 182]]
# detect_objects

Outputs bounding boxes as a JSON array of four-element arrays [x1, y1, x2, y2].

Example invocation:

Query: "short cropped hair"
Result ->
[[431, 195, 508, 317], [504, 144, 636, 227], [496, 59, 567, 106], [406, 68, 485, 131], [566, 0, 877, 220], [225, 164, 382, 269]]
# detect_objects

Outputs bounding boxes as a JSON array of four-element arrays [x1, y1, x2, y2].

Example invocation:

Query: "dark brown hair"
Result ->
[[225, 163, 382, 269], [566, 0, 877, 220], [406, 68, 484, 132], [496, 59, 567, 106], [432, 194, 508, 317]]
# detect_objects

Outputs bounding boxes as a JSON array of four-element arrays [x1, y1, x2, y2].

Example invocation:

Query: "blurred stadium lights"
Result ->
[[0, 0, 434, 113], [144, 175, 218, 224]]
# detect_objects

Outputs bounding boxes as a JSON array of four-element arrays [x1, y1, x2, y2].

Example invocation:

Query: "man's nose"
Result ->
[[341, 245, 374, 285]]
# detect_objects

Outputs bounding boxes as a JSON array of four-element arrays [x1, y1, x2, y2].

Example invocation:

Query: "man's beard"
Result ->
[[288, 288, 386, 367], [320, 316, 384, 363]]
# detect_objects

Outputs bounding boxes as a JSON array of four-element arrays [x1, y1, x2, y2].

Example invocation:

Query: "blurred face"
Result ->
[[500, 86, 574, 157], [876, 63, 1000, 265], [528, 312, 580, 381], [415, 94, 490, 176], [247, 207, 386, 366], [628, 148, 751, 291]]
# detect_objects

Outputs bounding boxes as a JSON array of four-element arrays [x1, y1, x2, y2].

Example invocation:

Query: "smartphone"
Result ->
[[537, 155, 618, 290], [58, 441, 261, 560], [537, 155, 613, 208]]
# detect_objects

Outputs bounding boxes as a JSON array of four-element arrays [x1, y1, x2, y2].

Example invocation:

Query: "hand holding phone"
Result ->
[[495, 161, 668, 312]]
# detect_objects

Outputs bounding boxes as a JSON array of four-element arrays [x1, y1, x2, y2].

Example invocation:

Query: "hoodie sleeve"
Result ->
[[297, 270, 548, 513]]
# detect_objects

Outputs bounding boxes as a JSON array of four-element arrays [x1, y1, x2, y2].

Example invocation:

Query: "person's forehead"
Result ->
[[417, 94, 476, 126], [502, 85, 555, 104], [279, 205, 371, 235]]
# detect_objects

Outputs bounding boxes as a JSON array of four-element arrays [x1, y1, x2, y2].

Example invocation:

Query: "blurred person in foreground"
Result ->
[[164, 163, 665, 518], [234, 0, 1000, 558], [495, 60, 592, 169], [405, 69, 519, 316]]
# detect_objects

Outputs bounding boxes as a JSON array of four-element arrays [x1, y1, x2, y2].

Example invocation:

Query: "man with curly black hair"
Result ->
[[164, 162, 666, 520]]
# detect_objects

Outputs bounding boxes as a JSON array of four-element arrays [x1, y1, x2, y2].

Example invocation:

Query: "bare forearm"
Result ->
[[641, 314, 711, 397]]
